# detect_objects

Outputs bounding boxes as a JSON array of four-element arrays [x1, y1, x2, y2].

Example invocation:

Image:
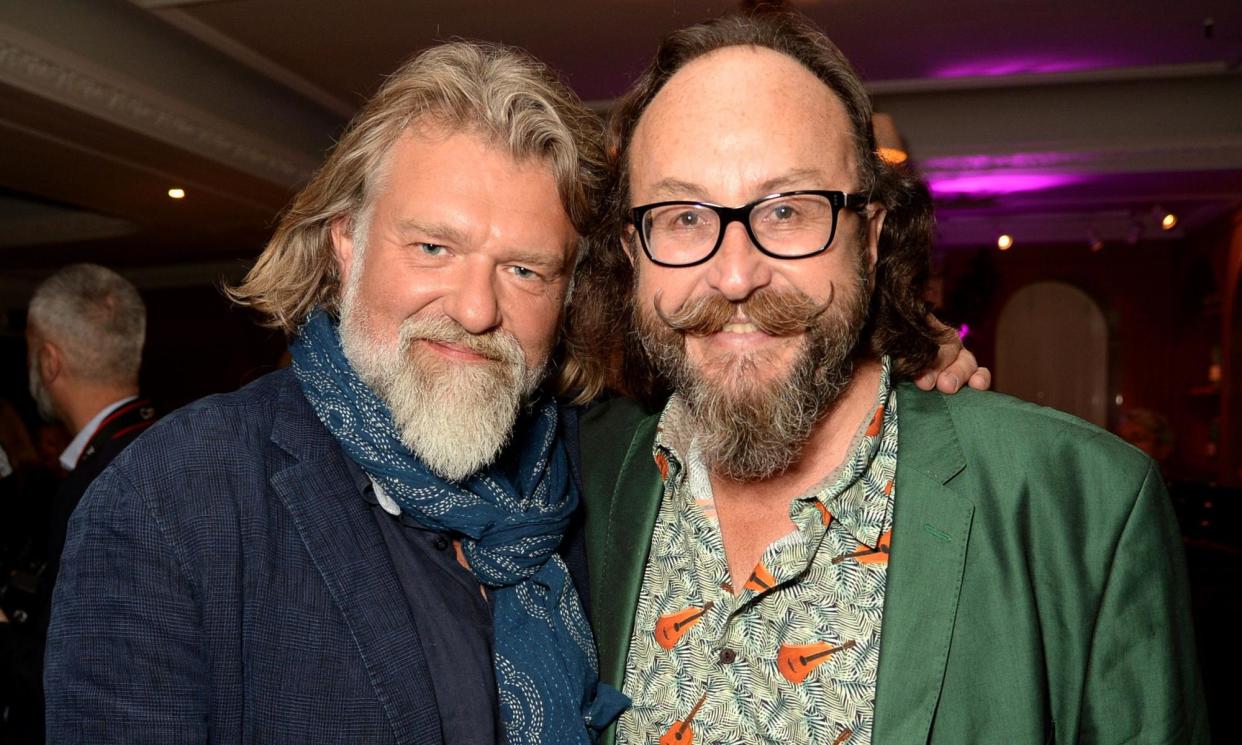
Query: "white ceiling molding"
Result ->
[[0, 22, 318, 188]]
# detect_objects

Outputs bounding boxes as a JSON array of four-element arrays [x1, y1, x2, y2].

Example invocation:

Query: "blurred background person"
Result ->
[[0, 398, 58, 744], [0, 398, 48, 569], [25, 264, 156, 586], [1, 264, 155, 744]]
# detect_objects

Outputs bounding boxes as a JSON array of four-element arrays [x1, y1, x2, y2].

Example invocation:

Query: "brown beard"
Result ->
[[634, 253, 871, 481]]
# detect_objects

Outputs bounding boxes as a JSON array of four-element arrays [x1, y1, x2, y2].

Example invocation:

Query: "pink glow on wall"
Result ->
[[922, 152, 1084, 171], [928, 172, 1079, 197], [932, 55, 1112, 79], [958, 323, 971, 340]]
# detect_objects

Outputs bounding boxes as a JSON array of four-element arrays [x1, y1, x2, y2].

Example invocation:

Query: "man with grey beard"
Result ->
[[44, 42, 629, 745], [570, 11, 1208, 745]]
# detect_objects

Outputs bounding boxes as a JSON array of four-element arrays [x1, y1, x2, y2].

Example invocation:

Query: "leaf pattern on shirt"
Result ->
[[617, 360, 900, 745]]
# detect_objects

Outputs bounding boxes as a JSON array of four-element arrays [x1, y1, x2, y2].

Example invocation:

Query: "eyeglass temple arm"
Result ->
[[845, 192, 872, 212]]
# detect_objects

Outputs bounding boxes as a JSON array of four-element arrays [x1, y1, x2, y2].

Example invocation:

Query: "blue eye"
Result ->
[[416, 243, 446, 256], [510, 265, 539, 280]]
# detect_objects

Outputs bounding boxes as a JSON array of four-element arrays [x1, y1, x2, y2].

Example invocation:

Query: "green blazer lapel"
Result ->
[[584, 410, 664, 694], [873, 384, 974, 745]]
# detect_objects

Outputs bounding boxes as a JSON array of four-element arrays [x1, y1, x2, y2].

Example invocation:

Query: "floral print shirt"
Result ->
[[616, 358, 898, 745]]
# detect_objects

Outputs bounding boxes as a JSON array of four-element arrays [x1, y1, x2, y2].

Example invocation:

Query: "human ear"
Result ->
[[622, 227, 639, 268], [37, 342, 61, 386], [330, 216, 357, 281], [865, 206, 886, 272]]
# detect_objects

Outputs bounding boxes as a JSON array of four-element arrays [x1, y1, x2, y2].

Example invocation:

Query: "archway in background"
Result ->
[[996, 281, 1109, 427]]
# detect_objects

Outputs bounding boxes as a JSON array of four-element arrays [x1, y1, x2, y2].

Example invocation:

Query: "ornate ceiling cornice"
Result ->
[[0, 24, 317, 188]]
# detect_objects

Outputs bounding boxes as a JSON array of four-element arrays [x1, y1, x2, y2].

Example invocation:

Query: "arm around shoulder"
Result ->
[[1078, 461, 1209, 744], [44, 464, 209, 744]]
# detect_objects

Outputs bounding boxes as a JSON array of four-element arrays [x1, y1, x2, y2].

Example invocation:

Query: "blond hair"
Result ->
[[229, 41, 606, 332]]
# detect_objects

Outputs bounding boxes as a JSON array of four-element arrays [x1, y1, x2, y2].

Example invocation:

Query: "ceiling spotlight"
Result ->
[[1160, 211, 1178, 230], [167, 188, 186, 200], [872, 112, 909, 165], [997, 233, 1013, 251], [1087, 228, 1104, 252]]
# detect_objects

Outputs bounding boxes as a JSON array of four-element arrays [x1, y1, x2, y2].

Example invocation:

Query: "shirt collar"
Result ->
[[60, 395, 138, 471], [653, 357, 896, 548]]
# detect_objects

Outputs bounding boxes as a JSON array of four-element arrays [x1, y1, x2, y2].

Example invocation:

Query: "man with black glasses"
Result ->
[[570, 11, 1209, 745]]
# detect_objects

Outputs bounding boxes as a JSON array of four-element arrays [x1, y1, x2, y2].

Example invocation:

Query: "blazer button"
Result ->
[[432, 536, 450, 551], [718, 647, 737, 664]]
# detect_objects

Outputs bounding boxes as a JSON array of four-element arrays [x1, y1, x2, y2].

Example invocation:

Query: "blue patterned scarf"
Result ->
[[291, 309, 627, 744]]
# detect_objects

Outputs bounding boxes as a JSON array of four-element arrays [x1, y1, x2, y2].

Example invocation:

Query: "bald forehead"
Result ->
[[650, 45, 843, 119], [629, 45, 859, 199]]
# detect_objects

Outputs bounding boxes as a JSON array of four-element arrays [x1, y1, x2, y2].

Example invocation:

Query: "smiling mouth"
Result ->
[[418, 339, 496, 362], [720, 322, 760, 334]]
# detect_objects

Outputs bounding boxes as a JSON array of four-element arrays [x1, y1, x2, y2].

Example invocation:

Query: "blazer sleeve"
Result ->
[[43, 465, 209, 744], [1078, 462, 1210, 744]]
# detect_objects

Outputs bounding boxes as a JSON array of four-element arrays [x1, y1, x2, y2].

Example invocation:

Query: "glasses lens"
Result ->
[[643, 204, 721, 265], [750, 194, 837, 256]]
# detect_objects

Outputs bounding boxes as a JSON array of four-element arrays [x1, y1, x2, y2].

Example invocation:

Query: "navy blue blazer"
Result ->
[[44, 369, 588, 744]]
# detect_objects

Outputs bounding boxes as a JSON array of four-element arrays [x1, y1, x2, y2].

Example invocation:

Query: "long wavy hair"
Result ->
[[228, 41, 607, 346], [560, 11, 945, 407]]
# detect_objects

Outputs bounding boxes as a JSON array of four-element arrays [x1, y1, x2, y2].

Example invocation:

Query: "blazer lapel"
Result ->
[[590, 412, 665, 695], [269, 379, 444, 745], [873, 384, 975, 745]]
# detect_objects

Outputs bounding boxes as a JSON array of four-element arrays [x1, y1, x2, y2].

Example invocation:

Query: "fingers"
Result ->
[[918, 313, 988, 394], [936, 373, 962, 394], [969, 367, 992, 391], [935, 348, 977, 394]]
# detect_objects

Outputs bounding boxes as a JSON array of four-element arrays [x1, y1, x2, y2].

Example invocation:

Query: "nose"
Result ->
[[442, 261, 502, 335], [704, 221, 772, 301]]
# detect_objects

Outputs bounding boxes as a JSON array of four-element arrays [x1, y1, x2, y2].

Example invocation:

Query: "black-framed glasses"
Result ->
[[629, 190, 870, 268]]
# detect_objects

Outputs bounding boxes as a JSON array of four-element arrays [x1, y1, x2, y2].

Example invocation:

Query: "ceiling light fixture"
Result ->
[[872, 112, 909, 165], [167, 188, 186, 199], [1087, 228, 1104, 253], [997, 233, 1013, 251], [1160, 211, 1178, 231]]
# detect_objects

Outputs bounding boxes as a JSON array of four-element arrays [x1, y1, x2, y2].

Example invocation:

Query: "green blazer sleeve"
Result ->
[[875, 386, 1209, 745], [1078, 462, 1206, 743]]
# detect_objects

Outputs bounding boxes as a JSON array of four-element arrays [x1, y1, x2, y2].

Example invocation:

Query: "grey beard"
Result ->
[[677, 328, 857, 482], [28, 356, 58, 423], [338, 297, 542, 483], [636, 262, 869, 482]]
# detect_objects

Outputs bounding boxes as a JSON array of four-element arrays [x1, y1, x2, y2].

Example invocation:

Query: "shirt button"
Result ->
[[718, 647, 737, 664], [431, 535, 450, 551]]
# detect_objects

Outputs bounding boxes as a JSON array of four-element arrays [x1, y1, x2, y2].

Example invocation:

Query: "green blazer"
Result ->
[[580, 384, 1209, 744]]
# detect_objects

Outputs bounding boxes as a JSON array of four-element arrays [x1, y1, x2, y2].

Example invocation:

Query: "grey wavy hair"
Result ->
[[28, 263, 146, 385], [228, 40, 607, 333]]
